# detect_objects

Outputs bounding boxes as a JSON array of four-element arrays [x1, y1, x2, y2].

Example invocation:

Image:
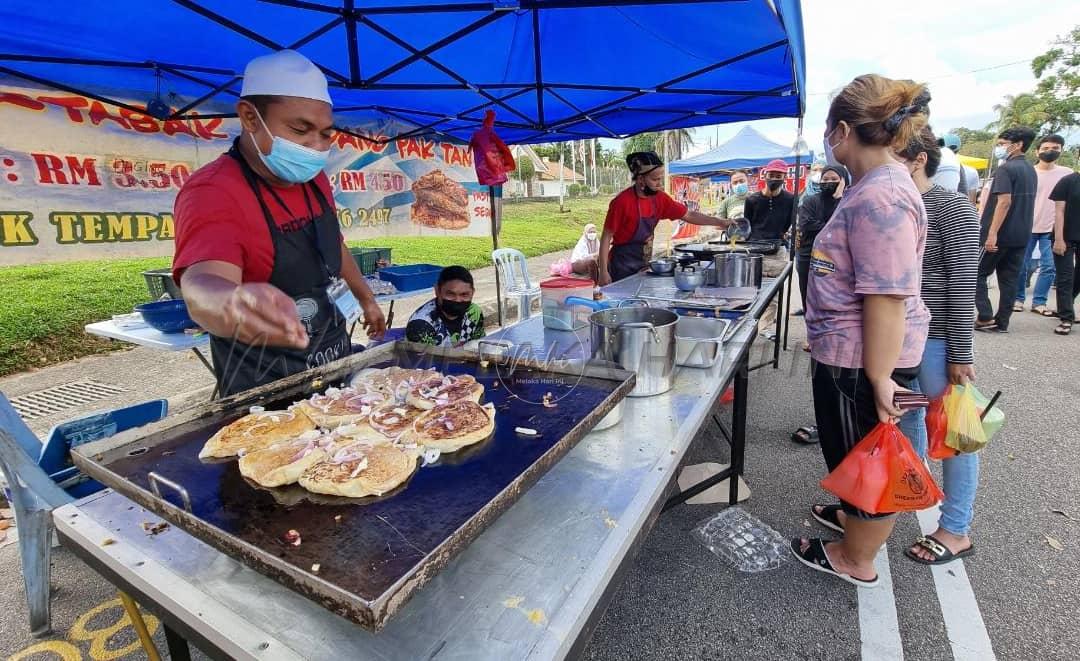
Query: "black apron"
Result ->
[[607, 194, 659, 282], [210, 145, 351, 397]]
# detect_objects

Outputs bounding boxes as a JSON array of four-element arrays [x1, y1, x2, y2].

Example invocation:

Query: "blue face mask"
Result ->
[[250, 109, 330, 183], [733, 183, 748, 196]]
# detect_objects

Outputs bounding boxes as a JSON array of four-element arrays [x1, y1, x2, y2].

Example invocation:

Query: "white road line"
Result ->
[[859, 543, 904, 661], [916, 507, 997, 661]]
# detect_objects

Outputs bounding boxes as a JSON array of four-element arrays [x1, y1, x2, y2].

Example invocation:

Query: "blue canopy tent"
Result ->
[[0, 0, 805, 145], [669, 125, 812, 175]]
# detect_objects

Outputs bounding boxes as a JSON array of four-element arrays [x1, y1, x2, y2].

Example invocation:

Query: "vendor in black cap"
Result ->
[[597, 151, 733, 284]]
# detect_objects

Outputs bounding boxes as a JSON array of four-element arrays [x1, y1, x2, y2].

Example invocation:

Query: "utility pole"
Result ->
[[590, 138, 598, 194], [570, 140, 577, 192], [558, 150, 565, 212]]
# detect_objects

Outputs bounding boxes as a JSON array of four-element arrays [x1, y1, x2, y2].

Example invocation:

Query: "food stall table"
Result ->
[[84, 320, 214, 373], [54, 269, 788, 660]]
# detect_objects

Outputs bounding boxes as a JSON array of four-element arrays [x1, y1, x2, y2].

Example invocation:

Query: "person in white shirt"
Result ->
[[1016, 134, 1072, 314], [570, 222, 601, 280], [931, 132, 962, 192]]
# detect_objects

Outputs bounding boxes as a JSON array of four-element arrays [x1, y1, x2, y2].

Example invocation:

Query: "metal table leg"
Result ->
[[190, 348, 219, 400], [386, 300, 396, 328], [772, 276, 784, 369], [164, 624, 192, 661]]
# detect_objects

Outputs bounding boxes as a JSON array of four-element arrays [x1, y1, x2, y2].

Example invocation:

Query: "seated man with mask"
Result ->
[[405, 266, 486, 347]]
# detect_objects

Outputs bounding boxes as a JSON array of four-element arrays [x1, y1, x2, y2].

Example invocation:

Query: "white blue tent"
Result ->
[[669, 125, 811, 174]]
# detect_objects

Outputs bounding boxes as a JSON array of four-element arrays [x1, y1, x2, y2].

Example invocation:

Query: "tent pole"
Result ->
[[489, 184, 503, 326], [782, 114, 804, 355]]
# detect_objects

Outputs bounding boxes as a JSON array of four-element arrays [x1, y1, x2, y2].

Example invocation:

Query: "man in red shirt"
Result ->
[[598, 151, 731, 284], [173, 50, 385, 396]]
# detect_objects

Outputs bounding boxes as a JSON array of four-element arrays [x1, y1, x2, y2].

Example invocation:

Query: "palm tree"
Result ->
[[989, 93, 1050, 132], [656, 129, 696, 161]]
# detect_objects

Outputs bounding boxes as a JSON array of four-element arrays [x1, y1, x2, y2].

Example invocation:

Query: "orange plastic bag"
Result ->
[[821, 422, 944, 514], [926, 391, 959, 460]]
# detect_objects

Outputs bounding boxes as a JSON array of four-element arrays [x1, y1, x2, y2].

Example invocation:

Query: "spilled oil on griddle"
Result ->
[[105, 348, 626, 621]]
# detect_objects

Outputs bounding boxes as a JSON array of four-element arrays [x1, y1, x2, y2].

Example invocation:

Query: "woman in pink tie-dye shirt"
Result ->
[[792, 74, 932, 588]]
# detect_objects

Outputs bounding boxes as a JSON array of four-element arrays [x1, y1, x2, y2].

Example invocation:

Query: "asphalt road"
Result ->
[[2, 303, 1076, 660]]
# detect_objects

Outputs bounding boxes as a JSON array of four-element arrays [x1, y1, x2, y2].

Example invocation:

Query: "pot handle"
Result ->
[[616, 298, 650, 308], [564, 296, 605, 310], [617, 321, 660, 343]]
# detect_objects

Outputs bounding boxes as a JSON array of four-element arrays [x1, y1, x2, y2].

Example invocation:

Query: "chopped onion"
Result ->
[[444, 419, 456, 431], [325, 386, 342, 397], [248, 405, 265, 414], [383, 416, 400, 425], [422, 448, 441, 466], [393, 407, 407, 416], [257, 411, 295, 422], [343, 395, 370, 412], [515, 427, 538, 436], [299, 430, 322, 441]]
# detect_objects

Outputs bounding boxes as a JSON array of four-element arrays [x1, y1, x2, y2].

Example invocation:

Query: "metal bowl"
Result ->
[[673, 266, 706, 291], [648, 258, 676, 275]]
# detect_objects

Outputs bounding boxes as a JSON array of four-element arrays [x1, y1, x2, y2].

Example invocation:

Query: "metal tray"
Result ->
[[71, 341, 634, 630]]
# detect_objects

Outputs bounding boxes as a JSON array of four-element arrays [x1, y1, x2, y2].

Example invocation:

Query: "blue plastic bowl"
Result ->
[[135, 299, 198, 334]]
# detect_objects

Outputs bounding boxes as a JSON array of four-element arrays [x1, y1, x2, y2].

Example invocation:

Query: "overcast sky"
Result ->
[[652, 0, 1080, 160]]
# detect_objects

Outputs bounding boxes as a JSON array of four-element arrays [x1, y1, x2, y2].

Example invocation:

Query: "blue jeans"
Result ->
[[897, 338, 980, 536], [1016, 232, 1056, 306]]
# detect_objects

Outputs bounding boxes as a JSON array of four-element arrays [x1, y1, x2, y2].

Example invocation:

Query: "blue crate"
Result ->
[[377, 264, 442, 292]]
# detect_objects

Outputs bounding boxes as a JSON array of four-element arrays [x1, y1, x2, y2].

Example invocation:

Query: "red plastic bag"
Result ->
[[821, 422, 944, 514], [926, 391, 959, 460], [468, 110, 516, 185]]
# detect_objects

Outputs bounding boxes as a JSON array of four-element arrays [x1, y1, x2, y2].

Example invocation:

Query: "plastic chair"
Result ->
[[491, 248, 541, 324], [0, 393, 166, 645]]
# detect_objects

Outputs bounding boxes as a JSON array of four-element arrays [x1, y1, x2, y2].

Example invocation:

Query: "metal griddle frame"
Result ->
[[71, 340, 635, 630]]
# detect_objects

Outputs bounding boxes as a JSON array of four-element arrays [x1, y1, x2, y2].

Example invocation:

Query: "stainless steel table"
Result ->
[[53, 270, 789, 661]]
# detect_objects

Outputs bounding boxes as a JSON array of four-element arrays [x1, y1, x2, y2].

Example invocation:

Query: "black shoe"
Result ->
[[793, 308, 805, 316], [976, 325, 1008, 334]]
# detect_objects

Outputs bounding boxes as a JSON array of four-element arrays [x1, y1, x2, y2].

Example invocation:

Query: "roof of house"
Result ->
[[509, 145, 585, 181]]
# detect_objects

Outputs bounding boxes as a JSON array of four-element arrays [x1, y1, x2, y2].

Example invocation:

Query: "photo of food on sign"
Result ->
[[200, 366, 495, 500]]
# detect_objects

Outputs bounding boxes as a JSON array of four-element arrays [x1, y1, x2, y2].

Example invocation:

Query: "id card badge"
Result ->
[[327, 278, 362, 326]]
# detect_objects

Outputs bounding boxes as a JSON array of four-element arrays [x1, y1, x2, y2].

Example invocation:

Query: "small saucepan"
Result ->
[[648, 257, 676, 275], [673, 264, 706, 292]]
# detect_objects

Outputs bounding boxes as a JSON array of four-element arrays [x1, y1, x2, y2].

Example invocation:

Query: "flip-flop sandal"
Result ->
[[1013, 303, 1024, 312], [791, 425, 819, 444], [790, 538, 879, 588], [1033, 306, 1056, 317], [904, 534, 975, 566], [810, 504, 845, 533], [1055, 322, 1073, 336]]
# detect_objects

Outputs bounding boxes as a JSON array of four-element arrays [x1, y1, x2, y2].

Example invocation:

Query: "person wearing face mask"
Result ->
[[743, 159, 796, 246], [1015, 134, 1070, 315], [597, 151, 731, 284], [792, 74, 931, 588], [405, 266, 485, 347], [720, 170, 751, 222], [975, 126, 1038, 333], [794, 164, 849, 319], [806, 162, 824, 196], [173, 50, 385, 397], [570, 223, 601, 280]]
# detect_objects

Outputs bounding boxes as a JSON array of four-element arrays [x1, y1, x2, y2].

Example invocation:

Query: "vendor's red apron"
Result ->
[[210, 146, 351, 397], [607, 196, 659, 282]]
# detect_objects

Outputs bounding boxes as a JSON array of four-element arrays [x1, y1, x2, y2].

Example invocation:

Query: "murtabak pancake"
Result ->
[[350, 366, 437, 398], [238, 430, 334, 487], [294, 385, 386, 428], [338, 402, 427, 444], [298, 443, 419, 498], [411, 400, 495, 452], [199, 408, 316, 460], [406, 373, 484, 410]]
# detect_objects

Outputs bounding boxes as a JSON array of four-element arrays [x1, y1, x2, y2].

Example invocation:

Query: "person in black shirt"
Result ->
[[744, 159, 796, 245], [795, 164, 850, 314], [975, 126, 1037, 333], [1051, 172, 1080, 334]]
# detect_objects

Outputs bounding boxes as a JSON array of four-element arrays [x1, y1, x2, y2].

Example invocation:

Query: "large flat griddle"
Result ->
[[72, 341, 634, 630]]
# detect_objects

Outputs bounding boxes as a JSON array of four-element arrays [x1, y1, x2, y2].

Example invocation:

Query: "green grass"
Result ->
[[0, 197, 607, 377]]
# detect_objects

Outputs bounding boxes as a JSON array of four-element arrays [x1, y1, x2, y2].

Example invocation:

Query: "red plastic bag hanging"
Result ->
[[820, 422, 944, 514], [926, 390, 958, 460], [469, 110, 516, 186]]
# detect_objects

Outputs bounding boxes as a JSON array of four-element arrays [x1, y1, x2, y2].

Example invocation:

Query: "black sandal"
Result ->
[[1055, 322, 1072, 336], [791, 425, 819, 444], [790, 538, 879, 588], [810, 504, 845, 533], [904, 535, 974, 566]]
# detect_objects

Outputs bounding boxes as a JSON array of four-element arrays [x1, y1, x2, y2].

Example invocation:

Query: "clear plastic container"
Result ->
[[692, 507, 790, 573], [540, 276, 594, 331]]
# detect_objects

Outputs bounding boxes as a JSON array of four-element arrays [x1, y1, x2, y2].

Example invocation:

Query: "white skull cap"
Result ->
[[240, 49, 331, 106]]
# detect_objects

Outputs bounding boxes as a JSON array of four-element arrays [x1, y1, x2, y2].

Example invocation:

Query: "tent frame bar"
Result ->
[[259, 0, 744, 15]]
